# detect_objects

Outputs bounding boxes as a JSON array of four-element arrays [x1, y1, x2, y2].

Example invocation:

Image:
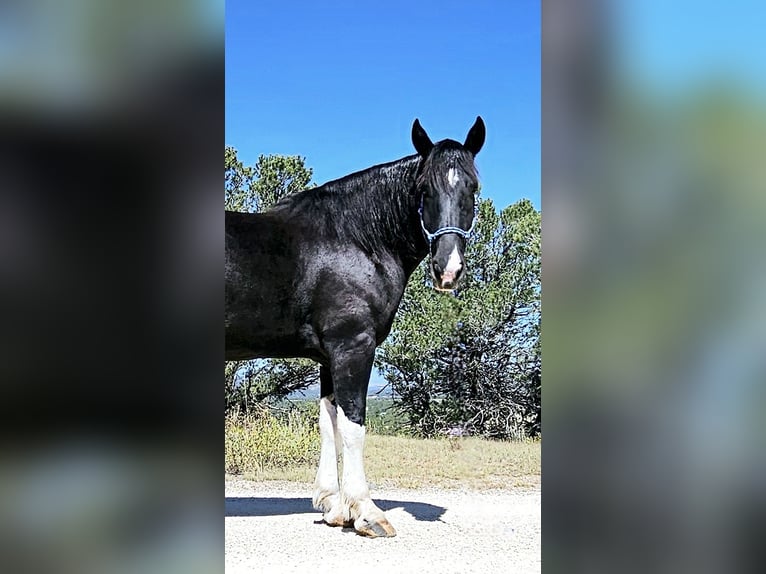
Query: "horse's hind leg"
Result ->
[[312, 366, 346, 527], [329, 332, 396, 538]]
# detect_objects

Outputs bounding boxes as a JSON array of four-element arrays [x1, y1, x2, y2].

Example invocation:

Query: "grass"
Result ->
[[225, 408, 319, 475], [364, 435, 540, 489], [225, 408, 540, 490]]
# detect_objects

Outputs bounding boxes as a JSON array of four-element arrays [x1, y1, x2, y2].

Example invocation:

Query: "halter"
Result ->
[[418, 195, 479, 246]]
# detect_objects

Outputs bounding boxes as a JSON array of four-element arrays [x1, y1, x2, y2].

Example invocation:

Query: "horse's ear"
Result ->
[[464, 116, 486, 155], [412, 119, 434, 157]]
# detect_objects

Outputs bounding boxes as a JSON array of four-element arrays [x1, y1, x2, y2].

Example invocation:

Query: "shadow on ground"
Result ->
[[225, 497, 446, 522]]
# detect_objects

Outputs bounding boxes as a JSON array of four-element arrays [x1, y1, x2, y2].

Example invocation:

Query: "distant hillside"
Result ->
[[287, 369, 393, 399]]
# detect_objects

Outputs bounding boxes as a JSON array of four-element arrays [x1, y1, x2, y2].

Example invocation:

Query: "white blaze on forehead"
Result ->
[[447, 167, 459, 187], [444, 245, 463, 275]]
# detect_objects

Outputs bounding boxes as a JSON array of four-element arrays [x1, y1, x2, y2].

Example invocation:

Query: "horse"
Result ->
[[225, 117, 485, 537]]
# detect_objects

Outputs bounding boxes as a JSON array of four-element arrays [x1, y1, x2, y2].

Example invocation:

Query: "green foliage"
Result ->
[[364, 398, 413, 436], [225, 147, 318, 412], [377, 197, 541, 439], [225, 146, 314, 212], [225, 359, 320, 412], [250, 154, 314, 209], [225, 146, 255, 212]]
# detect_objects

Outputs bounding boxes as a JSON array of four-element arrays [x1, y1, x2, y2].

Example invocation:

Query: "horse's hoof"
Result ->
[[323, 516, 353, 528], [355, 518, 397, 538], [321, 503, 352, 528]]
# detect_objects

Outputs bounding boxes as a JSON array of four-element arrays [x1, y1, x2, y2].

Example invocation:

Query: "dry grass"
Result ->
[[364, 434, 540, 489], [225, 410, 319, 475], [228, 411, 541, 489]]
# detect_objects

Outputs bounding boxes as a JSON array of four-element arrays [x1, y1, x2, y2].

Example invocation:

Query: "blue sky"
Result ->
[[226, 0, 540, 211], [615, 1, 766, 94]]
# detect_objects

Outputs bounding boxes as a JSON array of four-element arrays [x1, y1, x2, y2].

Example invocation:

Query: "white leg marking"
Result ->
[[336, 406, 396, 536], [313, 397, 343, 521], [447, 167, 459, 187], [336, 406, 370, 512]]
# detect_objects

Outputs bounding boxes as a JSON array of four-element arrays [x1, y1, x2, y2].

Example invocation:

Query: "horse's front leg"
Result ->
[[329, 331, 396, 538], [312, 366, 346, 527]]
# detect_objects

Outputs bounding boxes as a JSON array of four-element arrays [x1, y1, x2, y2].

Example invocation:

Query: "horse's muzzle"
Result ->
[[431, 258, 463, 291]]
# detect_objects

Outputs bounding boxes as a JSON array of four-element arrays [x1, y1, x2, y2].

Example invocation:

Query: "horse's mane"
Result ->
[[271, 155, 421, 256], [272, 140, 477, 257]]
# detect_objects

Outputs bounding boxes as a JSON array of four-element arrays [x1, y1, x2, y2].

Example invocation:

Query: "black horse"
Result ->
[[225, 117, 485, 537]]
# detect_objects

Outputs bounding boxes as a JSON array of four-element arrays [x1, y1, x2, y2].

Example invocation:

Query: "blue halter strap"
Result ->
[[418, 196, 479, 245]]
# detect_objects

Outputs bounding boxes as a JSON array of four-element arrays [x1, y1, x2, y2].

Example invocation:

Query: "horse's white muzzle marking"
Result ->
[[438, 245, 463, 289]]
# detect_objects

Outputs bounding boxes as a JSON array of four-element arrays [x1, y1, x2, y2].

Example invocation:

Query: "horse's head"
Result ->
[[412, 116, 485, 291]]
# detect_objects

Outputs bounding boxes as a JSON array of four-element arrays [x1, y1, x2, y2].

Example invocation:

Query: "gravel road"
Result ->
[[226, 478, 540, 573]]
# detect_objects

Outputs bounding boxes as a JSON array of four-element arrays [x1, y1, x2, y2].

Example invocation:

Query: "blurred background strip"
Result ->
[[0, 2, 224, 574], [543, 1, 766, 573]]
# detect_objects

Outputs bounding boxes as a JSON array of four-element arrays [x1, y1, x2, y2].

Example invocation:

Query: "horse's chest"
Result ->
[[304, 252, 405, 339]]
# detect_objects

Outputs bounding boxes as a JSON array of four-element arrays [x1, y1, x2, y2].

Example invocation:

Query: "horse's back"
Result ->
[[226, 210, 289, 292], [225, 209, 311, 359]]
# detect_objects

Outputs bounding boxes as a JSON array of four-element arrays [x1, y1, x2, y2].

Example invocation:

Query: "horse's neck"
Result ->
[[378, 160, 429, 273], [297, 156, 428, 274]]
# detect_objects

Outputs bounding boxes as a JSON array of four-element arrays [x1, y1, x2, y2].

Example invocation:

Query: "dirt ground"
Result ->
[[225, 477, 541, 573]]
